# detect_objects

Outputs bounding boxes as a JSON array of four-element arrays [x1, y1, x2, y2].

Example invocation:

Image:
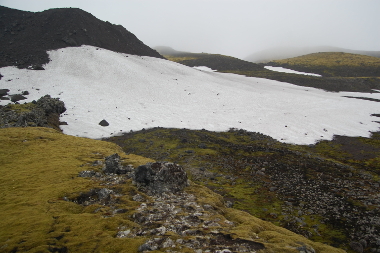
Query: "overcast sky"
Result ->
[[1, 0, 379, 58]]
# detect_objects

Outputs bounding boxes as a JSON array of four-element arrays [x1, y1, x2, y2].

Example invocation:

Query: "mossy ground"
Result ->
[[270, 52, 380, 77], [164, 51, 380, 92], [0, 127, 153, 253], [0, 127, 346, 252], [106, 127, 380, 252]]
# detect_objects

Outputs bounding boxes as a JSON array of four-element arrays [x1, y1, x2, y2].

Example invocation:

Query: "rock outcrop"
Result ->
[[69, 153, 346, 253], [134, 162, 188, 195], [0, 95, 66, 131]]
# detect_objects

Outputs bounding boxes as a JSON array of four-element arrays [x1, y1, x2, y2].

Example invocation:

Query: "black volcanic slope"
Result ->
[[0, 6, 163, 68]]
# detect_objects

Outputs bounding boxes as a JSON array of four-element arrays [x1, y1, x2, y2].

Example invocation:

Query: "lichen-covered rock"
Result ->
[[0, 95, 66, 131], [36, 94, 66, 115], [134, 162, 188, 195], [103, 153, 123, 174]]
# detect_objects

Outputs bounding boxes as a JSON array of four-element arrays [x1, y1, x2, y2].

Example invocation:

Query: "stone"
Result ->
[[10, 94, 27, 102], [116, 164, 134, 175], [132, 194, 145, 202], [203, 204, 214, 210], [297, 245, 316, 253], [198, 143, 207, 149], [30, 64, 45, 70], [36, 95, 66, 115], [0, 89, 9, 97], [134, 162, 188, 195], [62, 36, 78, 46], [138, 242, 153, 252], [155, 226, 166, 236], [99, 119, 109, 126], [225, 201, 233, 208], [350, 241, 364, 253], [359, 239, 367, 248], [117, 230, 130, 238], [102, 153, 122, 174], [98, 188, 113, 199], [78, 170, 96, 177], [162, 238, 174, 248]]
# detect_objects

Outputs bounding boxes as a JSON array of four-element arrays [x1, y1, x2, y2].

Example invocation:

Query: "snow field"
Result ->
[[0, 45, 379, 144]]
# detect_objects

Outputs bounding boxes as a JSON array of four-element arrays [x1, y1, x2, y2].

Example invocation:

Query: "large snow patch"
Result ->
[[1, 45, 379, 145]]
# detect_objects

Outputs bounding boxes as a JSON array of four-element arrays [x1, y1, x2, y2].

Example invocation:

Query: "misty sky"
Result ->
[[1, 0, 379, 58]]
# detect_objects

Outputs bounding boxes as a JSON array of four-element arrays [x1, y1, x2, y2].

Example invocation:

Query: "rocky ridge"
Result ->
[[0, 5, 163, 68], [72, 153, 341, 253], [105, 127, 380, 253]]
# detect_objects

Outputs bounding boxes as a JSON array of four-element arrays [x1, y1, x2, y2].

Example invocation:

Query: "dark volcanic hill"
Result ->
[[0, 6, 163, 68]]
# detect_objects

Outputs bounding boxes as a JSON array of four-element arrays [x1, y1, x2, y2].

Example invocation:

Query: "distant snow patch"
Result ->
[[193, 66, 217, 72], [264, 66, 322, 77]]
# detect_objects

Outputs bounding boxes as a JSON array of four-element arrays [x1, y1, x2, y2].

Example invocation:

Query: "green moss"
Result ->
[[6, 102, 37, 113], [1, 127, 349, 252], [163, 49, 380, 92], [273, 52, 380, 69], [105, 127, 380, 252], [0, 127, 153, 253]]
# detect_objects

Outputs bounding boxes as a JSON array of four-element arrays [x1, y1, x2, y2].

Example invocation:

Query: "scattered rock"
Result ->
[[10, 94, 27, 102], [297, 244, 316, 253], [36, 95, 66, 115], [0, 95, 66, 131], [225, 201, 233, 208], [350, 241, 364, 253], [102, 153, 122, 174], [0, 89, 9, 97], [132, 194, 145, 202], [98, 188, 113, 200], [99, 119, 109, 126], [198, 143, 207, 149], [78, 170, 96, 177], [269, 186, 277, 192], [134, 162, 188, 195], [30, 64, 45, 70]]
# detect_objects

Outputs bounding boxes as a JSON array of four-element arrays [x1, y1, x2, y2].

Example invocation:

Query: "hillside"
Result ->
[[0, 126, 348, 253], [158, 47, 380, 92], [245, 46, 380, 63], [1, 5, 379, 253], [105, 127, 380, 253], [268, 52, 380, 77], [154, 46, 263, 72], [0, 5, 163, 68], [2, 46, 379, 145]]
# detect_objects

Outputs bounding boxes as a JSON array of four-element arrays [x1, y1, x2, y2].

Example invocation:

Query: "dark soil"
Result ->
[[0, 5, 163, 68]]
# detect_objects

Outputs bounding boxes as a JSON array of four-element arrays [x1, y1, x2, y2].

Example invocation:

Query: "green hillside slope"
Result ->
[[159, 49, 380, 92], [0, 127, 346, 252], [269, 52, 380, 77], [106, 127, 380, 253]]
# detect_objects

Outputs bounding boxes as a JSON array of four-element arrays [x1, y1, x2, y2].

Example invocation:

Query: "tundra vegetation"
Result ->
[[1, 50, 379, 252], [106, 127, 380, 253], [163, 51, 380, 92], [0, 126, 346, 253]]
